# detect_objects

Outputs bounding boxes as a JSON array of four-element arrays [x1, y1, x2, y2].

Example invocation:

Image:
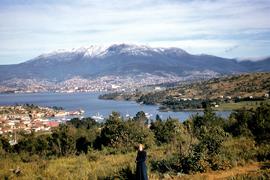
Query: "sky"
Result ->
[[0, 0, 270, 64]]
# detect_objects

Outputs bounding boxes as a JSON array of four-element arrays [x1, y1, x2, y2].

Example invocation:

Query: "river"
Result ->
[[0, 92, 231, 121]]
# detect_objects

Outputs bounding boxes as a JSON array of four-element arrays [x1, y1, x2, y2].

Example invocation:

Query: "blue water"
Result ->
[[0, 92, 231, 121]]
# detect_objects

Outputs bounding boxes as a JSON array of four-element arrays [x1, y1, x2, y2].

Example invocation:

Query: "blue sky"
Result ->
[[0, 0, 270, 64]]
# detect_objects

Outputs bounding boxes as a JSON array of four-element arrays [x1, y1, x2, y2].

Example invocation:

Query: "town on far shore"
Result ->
[[0, 104, 84, 144]]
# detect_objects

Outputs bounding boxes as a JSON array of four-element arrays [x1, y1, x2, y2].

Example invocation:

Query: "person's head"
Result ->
[[138, 144, 144, 151]]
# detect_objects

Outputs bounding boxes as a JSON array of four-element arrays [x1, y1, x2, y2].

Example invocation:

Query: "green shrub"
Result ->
[[96, 112, 155, 153], [256, 144, 270, 161], [225, 109, 253, 137], [225, 103, 270, 144], [0, 136, 11, 155], [150, 118, 188, 145], [221, 137, 257, 166], [250, 103, 270, 144], [151, 154, 182, 173]]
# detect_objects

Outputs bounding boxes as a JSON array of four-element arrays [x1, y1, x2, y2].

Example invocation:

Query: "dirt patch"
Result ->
[[165, 162, 264, 180]]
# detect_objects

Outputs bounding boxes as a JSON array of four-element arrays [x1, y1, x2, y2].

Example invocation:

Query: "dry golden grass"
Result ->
[[0, 147, 167, 179], [0, 152, 136, 179], [168, 72, 270, 100], [155, 162, 265, 180], [190, 162, 260, 180], [0, 147, 268, 180]]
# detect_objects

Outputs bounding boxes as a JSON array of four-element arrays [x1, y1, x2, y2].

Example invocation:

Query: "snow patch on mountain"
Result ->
[[25, 44, 190, 64], [81, 45, 109, 58]]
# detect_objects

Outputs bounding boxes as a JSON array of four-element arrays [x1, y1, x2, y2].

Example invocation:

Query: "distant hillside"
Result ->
[[169, 72, 270, 100], [100, 73, 270, 110]]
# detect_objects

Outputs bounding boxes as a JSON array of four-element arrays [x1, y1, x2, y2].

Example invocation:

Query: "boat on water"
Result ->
[[91, 112, 104, 121], [145, 112, 153, 119], [125, 111, 133, 119]]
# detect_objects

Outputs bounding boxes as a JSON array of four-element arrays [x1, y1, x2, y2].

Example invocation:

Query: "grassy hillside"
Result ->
[[175, 72, 270, 100], [100, 72, 270, 111], [1, 149, 269, 179], [1, 103, 270, 179], [215, 100, 270, 111]]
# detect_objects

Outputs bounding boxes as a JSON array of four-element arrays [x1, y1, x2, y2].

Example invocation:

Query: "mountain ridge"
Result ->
[[0, 44, 270, 93], [24, 44, 190, 64]]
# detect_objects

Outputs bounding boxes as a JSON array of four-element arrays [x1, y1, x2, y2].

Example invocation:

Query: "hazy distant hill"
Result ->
[[100, 73, 270, 108], [169, 72, 270, 100], [0, 44, 269, 91]]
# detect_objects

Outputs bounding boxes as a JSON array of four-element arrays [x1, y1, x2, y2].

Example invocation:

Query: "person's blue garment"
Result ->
[[136, 150, 148, 180]]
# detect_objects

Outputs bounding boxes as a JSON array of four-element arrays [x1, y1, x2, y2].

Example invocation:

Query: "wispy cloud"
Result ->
[[225, 45, 240, 53], [0, 0, 270, 64]]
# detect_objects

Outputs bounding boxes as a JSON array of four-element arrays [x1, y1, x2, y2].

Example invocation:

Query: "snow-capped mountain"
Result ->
[[26, 44, 189, 64], [0, 44, 269, 89]]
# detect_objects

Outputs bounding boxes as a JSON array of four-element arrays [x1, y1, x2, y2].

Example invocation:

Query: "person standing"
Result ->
[[136, 144, 148, 180]]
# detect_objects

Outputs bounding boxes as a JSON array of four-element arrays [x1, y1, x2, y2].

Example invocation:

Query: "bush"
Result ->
[[47, 125, 77, 156], [151, 108, 231, 174], [198, 126, 228, 155], [256, 144, 270, 161], [150, 118, 185, 145], [115, 166, 135, 180], [96, 112, 155, 153], [225, 103, 270, 144], [0, 136, 11, 155], [13, 133, 50, 157], [221, 137, 257, 166], [250, 103, 270, 144], [151, 155, 182, 174], [225, 108, 254, 137]]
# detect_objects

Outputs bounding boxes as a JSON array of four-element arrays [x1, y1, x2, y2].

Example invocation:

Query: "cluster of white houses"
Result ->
[[0, 115, 59, 135], [0, 106, 83, 135]]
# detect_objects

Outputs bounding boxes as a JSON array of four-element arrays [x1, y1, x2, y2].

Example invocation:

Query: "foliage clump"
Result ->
[[1, 103, 270, 178]]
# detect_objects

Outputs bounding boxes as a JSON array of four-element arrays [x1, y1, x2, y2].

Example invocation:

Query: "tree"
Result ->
[[198, 126, 227, 155], [225, 108, 253, 137], [96, 112, 123, 148], [76, 137, 89, 154], [48, 125, 76, 156], [0, 136, 11, 154], [14, 133, 37, 155], [150, 118, 184, 145], [155, 114, 162, 121], [68, 117, 97, 129], [133, 111, 148, 126], [192, 107, 225, 138], [96, 111, 155, 152], [250, 103, 270, 143]]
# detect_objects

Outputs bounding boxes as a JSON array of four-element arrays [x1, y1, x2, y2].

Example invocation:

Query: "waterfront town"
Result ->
[[0, 72, 214, 94], [0, 105, 84, 144]]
